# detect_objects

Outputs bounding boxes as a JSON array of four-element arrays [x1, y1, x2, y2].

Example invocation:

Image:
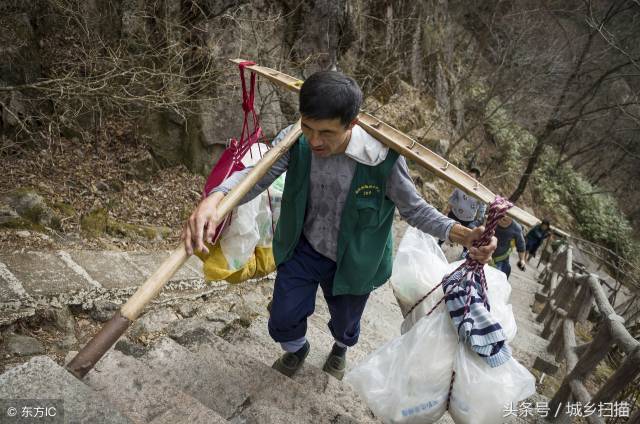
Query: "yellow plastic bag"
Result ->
[[196, 242, 276, 284]]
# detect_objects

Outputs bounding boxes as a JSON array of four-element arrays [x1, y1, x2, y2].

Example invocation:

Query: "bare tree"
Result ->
[[0, 0, 230, 149], [508, 0, 640, 201]]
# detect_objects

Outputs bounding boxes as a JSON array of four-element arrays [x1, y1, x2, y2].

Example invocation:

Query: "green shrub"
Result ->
[[534, 155, 639, 262], [478, 92, 639, 270]]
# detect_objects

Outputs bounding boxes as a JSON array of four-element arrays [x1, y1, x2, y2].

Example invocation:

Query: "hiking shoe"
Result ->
[[272, 341, 310, 377], [322, 344, 347, 380]]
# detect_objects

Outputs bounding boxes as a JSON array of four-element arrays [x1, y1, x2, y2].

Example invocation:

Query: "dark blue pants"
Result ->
[[526, 238, 542, 257], [268, 235, 370, 347], [494, 258, 512, 278]]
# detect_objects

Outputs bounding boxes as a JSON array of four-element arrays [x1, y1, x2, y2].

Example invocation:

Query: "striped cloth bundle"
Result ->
[[441, 196, 514, 368]]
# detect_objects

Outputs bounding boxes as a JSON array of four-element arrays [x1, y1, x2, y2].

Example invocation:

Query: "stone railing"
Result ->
[[536, 245, 640, 423]]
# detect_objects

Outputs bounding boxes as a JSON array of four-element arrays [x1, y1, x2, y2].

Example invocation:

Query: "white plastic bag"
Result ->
[[198, 143, 286, 282], [346, 309, 534, 424], [390, 229, 449, 318], [347, 226, 534, 424], [489, 302, 517, 342], [392, 228, 516, 339], [220, 143, 286, 270], [219, 195, 262, 269], [449, 343, 536, 424], [345, 305, 457, 424]]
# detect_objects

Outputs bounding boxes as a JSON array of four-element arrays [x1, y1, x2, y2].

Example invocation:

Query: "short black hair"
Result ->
[[541, 219, 550, 227], [299, 71, 363, 126], [469, 167, 481, 177]]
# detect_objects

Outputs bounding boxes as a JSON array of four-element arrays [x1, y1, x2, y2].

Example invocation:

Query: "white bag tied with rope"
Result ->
[[345, 197, 535, 424]]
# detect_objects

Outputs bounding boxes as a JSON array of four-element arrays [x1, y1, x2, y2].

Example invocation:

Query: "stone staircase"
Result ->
[[0, 219, 555, 423], [0, 249, 214, 326], [0, 277, 396, 423]]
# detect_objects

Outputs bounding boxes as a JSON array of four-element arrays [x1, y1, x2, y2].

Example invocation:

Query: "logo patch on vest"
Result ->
[[355, 184, 381, 197]]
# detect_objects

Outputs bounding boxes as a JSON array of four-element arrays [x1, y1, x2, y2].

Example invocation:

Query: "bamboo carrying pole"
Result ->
[[65, 121, 303, 378], [229, 58, 567, 236], [66, 58, 562, 379]]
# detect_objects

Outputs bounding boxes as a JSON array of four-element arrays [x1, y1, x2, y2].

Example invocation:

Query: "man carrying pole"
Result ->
[[183, 70, 498, 380]]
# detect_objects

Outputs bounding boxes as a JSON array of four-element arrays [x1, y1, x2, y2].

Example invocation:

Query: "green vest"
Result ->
[[272, 135, 399, 296]]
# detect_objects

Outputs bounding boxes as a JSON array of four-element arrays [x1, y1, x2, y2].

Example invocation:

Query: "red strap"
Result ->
[[237, 61, 258, 148], [237, 60, 270, 158], [200, 60, 275, 245], [239, 61, 256, 113]]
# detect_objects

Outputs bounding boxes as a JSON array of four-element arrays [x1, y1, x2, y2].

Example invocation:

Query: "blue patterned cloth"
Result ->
[[442, 265, 512, 368]]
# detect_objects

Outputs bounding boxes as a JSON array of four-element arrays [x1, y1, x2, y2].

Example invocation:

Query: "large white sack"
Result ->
[[345, 305, 457, 424], [449, 343, 536, 424], [390, 228, 450, 316], [393, 228, 516, 340], [356, 226, 533, 424]]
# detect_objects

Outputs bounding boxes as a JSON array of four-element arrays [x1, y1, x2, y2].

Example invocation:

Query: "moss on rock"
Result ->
[[80, 208, 109, 237], [0, 216, 46, 232], [52, 202, 76, 217], [81, 207, 170, 240], [106, 220, 171, 240], [2, 188, 62, 231]]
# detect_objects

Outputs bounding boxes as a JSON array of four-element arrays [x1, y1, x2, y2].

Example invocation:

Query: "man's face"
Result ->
[[498, 216, 512, 227], [300, 116, 356, 157]]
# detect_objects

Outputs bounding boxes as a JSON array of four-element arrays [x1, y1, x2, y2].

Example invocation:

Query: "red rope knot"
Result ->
[[466, 196, 513, 268]]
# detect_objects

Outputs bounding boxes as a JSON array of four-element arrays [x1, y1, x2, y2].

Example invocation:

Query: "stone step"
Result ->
[[0, 252, 100, 297], [510, 277, 541, 296], [142, 329, 360, 423], [513, 305, 544, 334], [0, 250, 206, 301], [510, 296, 536, 314], [213, 276, 403, 372], [223, 316, 380, 423], [0, 356, 132, 423], [506, 265, 560, 377], [510, 288, 537, 312], [143, 336, 249, 419], [84, 349, 227, 423], [0, 261, 37, 325], [511, 326, 559, 375], [513, 322, 550, 350], [305, 284, 404, 371], [515, 319, 545, 343], [0, 249, 225, 328]]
